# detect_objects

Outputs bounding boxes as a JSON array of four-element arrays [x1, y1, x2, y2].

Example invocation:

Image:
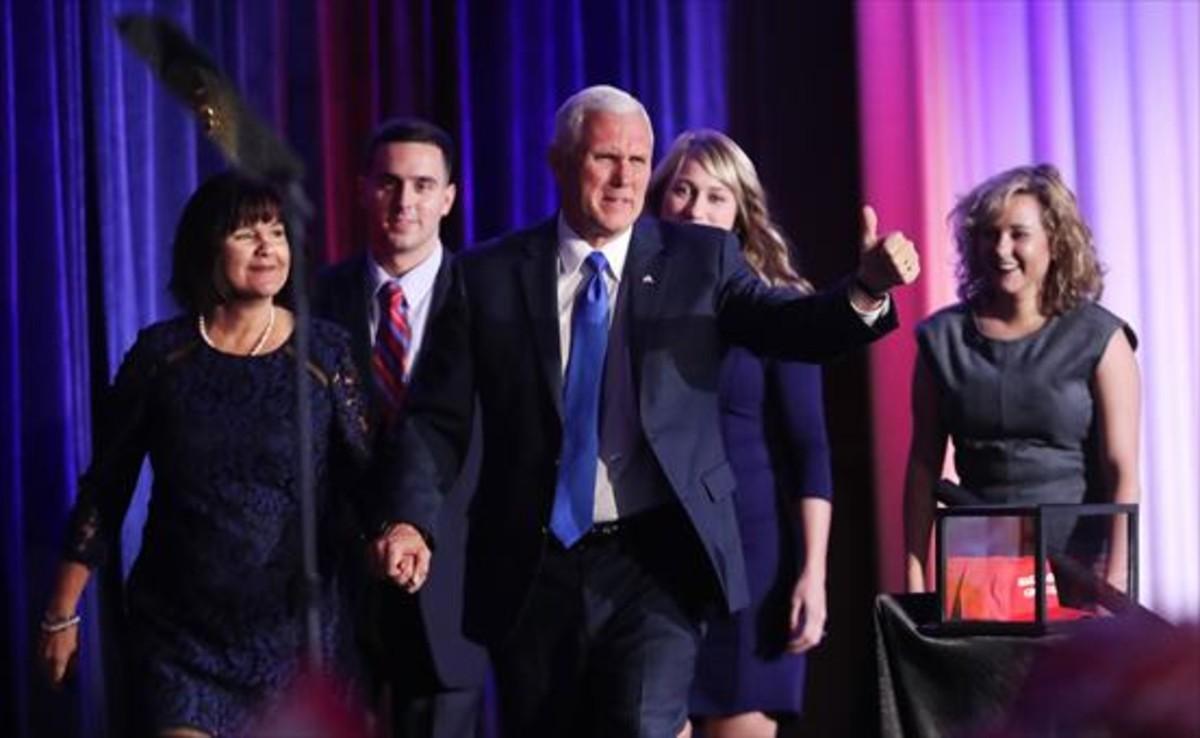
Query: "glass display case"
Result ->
[[931, 503, 1138, 635]]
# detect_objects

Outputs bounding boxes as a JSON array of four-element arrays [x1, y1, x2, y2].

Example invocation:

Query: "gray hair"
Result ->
[[550, 85, 653, 154]]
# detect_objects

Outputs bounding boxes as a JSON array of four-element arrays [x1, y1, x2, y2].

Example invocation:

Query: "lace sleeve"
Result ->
[[328, 339, 374, 531], [330, 347, 372, 470], [63, 331, 158, 568]]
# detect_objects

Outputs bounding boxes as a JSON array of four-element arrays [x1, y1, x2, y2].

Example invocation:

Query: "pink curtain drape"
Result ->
[[857, 0, 1199, 619]]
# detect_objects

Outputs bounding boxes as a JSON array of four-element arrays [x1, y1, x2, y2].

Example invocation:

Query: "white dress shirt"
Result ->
[[556, 216, 646, 522], [366, 243, 444, 381]]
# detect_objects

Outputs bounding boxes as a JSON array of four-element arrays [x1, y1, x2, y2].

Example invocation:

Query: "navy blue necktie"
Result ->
[[550, 251, 610, 547]]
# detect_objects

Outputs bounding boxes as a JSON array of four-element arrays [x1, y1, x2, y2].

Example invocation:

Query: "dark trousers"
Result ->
[[370, 589, 483, 738], [386, 684, 482, 738], [490, 507, 714, 738]]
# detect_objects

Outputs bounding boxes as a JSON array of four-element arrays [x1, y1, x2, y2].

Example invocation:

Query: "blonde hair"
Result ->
[[951, 163, 1103, 314], [647, 129, 811, 292]]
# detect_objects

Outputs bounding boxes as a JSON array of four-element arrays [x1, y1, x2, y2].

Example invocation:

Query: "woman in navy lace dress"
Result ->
[[38, 172, 371, 737], [649, 130, 833, 738]]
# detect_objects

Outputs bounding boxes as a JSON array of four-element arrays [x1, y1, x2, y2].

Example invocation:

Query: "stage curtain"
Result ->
[[1, 1, 729, 735], [2, 2, 105, 736]]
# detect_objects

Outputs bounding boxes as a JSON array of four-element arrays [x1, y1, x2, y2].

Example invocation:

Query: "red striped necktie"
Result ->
[[372, 281, 411, 416]]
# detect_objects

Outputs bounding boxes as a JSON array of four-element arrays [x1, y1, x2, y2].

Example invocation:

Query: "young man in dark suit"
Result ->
[[371, 86, 921, 737], [314, 118, 485, 738]]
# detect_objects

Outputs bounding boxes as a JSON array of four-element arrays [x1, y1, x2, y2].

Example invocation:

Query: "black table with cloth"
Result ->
[[876, 593, 1196, 737], [874, 593, 1064, 738]]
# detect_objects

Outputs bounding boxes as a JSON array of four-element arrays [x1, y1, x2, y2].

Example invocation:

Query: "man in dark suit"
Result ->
[[314, 118, 486, 738], [372, 86, 920, 737]]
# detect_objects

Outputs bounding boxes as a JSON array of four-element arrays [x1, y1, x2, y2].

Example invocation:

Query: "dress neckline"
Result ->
[[195, 318, 295, 359], [966, 306, 1059, 345]]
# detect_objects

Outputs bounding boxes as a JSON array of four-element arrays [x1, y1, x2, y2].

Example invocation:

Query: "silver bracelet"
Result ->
[[40, 614, 81, 634]]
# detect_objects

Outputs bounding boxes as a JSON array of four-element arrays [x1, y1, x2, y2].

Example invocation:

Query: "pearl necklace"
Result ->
[[198, 306, 276, 356]]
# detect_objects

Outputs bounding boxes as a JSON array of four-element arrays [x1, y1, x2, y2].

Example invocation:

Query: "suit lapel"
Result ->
[[518, 220, 564, 419], [624, 218, 669, 375], [411, 252, 454, 379]]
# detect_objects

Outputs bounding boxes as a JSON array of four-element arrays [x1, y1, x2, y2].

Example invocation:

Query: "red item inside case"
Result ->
[[945, 556, 1092, 621]]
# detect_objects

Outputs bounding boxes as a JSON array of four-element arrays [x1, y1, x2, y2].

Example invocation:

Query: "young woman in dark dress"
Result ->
[[649, 130, 833, 738], [38, 172, 371, 737]]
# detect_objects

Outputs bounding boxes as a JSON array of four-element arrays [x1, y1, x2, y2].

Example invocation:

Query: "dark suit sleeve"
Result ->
[[715, 232, 897, 359], [373, 258, 475, 543]]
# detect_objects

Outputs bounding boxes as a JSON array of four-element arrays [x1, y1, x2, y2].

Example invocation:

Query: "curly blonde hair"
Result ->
[[648, 129, 811, 293], [951, 163, 1104, 314]]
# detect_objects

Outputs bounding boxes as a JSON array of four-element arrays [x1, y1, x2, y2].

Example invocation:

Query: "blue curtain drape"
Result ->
[[2, 2, 734, 735], [2, 2, 105, 735], [457, 0, 727, 242]]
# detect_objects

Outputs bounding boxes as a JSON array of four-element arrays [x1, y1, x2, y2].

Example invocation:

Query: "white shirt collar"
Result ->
[[367, 241, 444, 304], [556, 213, 630, 282]]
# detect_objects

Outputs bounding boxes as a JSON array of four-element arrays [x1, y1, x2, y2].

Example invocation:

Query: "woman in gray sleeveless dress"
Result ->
[[903, 164, 1140, 596]]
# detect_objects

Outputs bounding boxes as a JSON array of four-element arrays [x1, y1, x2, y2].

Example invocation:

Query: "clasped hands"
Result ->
[[369, 522, 431, 593], [853, 204, 920, 308]]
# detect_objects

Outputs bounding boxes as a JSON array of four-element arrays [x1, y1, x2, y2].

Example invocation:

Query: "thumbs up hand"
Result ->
[[854, 205, 919, 303], [862, 204, 880, 248]]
